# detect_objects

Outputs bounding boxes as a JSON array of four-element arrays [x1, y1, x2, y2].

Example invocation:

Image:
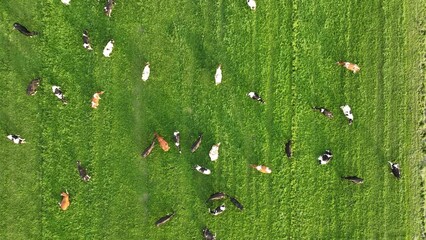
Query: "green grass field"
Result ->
[[0, 0, 425, 239]]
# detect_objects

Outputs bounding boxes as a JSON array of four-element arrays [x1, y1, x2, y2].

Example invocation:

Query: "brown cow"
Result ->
[[58, 190, 70, 211], [155, 132, 170, 151], [337, 61, 360, 73]]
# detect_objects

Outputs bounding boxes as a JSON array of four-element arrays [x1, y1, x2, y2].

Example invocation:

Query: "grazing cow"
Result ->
[[337, 61, 360, 73], [340, 105, 354, 125], [206, 192, 227, 202], [26, 78, 41, 96], [141, 137, 156, 158], [250, 164, 272, 174], [13, 23, 37, 37], [194, 165, 211, 175], [141, 62, 150, 81], [228, 195, 244, 210], [285, 140, 292, 158], [209, 143, 221, 161], [247, 92, 265, 104], [214, 64, 222, 85], [82, 30, 93, 50], [318, 150, 333, 165], [209, 204, 225, 216], [247, 0, 256, 10], [154, 132, 170, 151], [388, 161, 401, 179], [313, 107, 333, 118], [61, 0, 70, 5], [52, 86, 67, 104], [6, 134, 26, 144], [104, 0, 115, 17], [91, 91, 105, 109], [202, 227, 216, 240], [155, 212, 175, 227], [191, 134, 203, 153], [77, 161, 91, 182], [342, 176, 363, 184], [58, 190, 70, 211], [173, 131, 181, 153], [103, 40, 114, 57]]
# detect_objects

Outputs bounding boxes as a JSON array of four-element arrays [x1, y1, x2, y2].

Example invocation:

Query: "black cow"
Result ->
[[228, 195, 243, 210], [388, 161, 401, 179], [247, 92, 265, 104], [13, 23, 37, 37], [285, 140, 292, 158], [342, 176, 363, 184], [77, 161, 91, 182], [202, 227, 216, 240], [26, 78, 41, 96], [155, 212, 175, 227], [82, 30, 93, 50]]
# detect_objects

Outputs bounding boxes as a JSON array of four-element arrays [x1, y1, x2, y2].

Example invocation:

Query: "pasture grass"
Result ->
[[0, 0, 425, 239]]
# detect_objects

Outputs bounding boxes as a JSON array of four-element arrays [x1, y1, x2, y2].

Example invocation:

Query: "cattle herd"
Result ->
[[6, 0, 403, 239]]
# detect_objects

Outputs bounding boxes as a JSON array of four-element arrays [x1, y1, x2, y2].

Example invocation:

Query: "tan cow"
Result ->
[[58, 190, 70, 211], [337, 61, 360, 73], [91, 91, 104, 109]]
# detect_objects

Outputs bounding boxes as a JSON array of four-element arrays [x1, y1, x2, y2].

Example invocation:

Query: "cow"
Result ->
[[6, 134, 26, 144], [26, 78, 41, 96], [337, 61, 360, 73], [61, 0, 70, 5], [52, 86, 67, 104], [206, 192, 227, 202], [141, 62, 150, 81], [318, 150, 333, 165], [77, 161, 91, 182], [342, 176, 363, 184], [173, 131, 181, 153], [191, 134, 203, 153], [313, 107, 333, 118], [154, 132, 170, 151], [202, 227, 216, 240], [250, 164, 272, 174], [58, 190, 70, 211], [209, 143, 221, 161], [13, 23, 37, 37], [285, 140, 292, 158], [141, 137, 156, 158], [247, 0, 256, 10], [194, 165, 211, 175], [91, 91, 104, 109], [340, 105, 353, 125], [247, 92, 265, 104], [228, 195, 243, 210], [388, 161, 401, 179], [155, 212, 175, 227], [82, 30, 93, 50], [103, 40, 114, 57], [214, 64, 222, 85], [104, 0, 115, 17], [209, 204, 225, 216]]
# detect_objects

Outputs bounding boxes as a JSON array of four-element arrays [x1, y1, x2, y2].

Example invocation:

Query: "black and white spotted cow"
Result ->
[[194, 165, 211, 175], [388, 161, 401, 179], [7, 134, 26, 144], [247, 92, 265, 104], [313, 106, 333, 118], [209, 204, 225, 216], [318, 150, 333, 165], [104, 0, 115, 17], [52, 86, 67, 104], [82, 30, 93, 50], [340, 105, 353, 125]]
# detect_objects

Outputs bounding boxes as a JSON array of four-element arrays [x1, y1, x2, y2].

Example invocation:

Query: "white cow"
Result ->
[[247, 0, 256, 10], [214, 64, 222, 85], [61, 0, 70, 5], [209, 143, 221, 161], [141, 62, 150, 81], [7, 134, 26, 144], [340, 105, 354, 125], [103, 40, 114, 57]]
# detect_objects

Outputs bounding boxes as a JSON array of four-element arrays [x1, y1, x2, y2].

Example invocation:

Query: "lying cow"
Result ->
[[250, 164, 272, 174], [104, 0, 115, 17], [58, 190, 70, 211], [91, 91, 104, 109], [340, 105, 353, 125], [194, 165, 211, 175], [77, 161, 91, 182], [7, 134, 26, 144], [313, 106, 333, 118], [337, 61, 360, 73], [155, 132, 170, 151], [247, 92, 265, 104], [318, 150, 333, 165], [52, 86, 67, 104], [388, 161, 401, 179], [141, 137, 156, 158], [214, 64, 222, 85], [141, 62, 150, 81], [13, 23, 37, 37], [342, 176, 364, 184], [228, 195, 243, 210], [103, 39, 114, 57], [191, 134, 203, 153], [247, 0, 256, 10], [155, 212, 175, 227], [209, 204, 225, 216], [206, 192, 227, 202], [209, 143, 221, 161], [82, 30, 93, 50], [202, 227, 216, 240], [27, 78, 41, 96], [173, 131, 181, 153], [285, 140, 292, 158], [61, 0, 70, 5]]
